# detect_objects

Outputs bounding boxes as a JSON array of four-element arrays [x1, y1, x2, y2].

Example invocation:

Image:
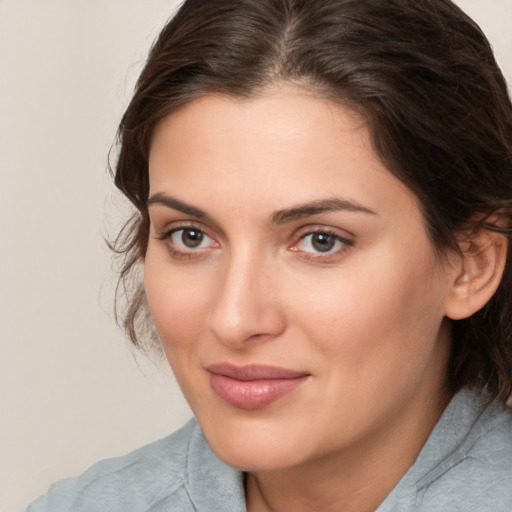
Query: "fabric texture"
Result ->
[[26, 388, 512, 512]]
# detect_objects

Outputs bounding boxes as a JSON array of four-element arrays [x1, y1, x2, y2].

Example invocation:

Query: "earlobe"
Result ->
[[445, 229, 508, 320]]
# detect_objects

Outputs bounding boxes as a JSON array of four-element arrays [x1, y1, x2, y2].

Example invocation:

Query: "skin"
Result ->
[[144, 85, 463, 512]]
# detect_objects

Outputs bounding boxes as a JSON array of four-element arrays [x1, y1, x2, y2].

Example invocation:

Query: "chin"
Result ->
[[199, 414, 309, 472], [212, 442, 303, 473]]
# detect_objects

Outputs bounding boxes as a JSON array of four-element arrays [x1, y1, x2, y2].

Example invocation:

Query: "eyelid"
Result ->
[[149, 207, 225, 239], [291, 224, 354, 240], [154, 219, 215, 239]]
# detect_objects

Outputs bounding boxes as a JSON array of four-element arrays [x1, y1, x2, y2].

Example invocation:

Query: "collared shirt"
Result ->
[[27, 389, 512, 511]]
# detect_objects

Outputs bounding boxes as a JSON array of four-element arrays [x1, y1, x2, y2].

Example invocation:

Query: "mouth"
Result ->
[[206, 363, 310, 410]]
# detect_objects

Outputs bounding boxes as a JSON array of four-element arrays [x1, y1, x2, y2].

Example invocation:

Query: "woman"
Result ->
[[28, 0, 512, 510]]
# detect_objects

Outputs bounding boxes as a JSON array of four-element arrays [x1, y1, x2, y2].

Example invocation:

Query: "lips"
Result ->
[[206, 363, 310, 410]]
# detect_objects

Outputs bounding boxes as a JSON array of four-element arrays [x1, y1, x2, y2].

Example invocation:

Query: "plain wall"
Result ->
[[0, 1, 510, 511]]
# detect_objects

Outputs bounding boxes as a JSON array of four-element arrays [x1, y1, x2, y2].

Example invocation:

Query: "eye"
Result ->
[[157, 226, 218, 257], [300, 232, 339, 253], [291, 229, 353, 258], [171, 228, 211, 250]]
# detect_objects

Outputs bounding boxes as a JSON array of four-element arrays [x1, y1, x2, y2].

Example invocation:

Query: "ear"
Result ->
[[444, 228, 508, 320]]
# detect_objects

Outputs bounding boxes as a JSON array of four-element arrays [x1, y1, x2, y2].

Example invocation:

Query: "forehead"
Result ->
[[148, 85, 420, 224]]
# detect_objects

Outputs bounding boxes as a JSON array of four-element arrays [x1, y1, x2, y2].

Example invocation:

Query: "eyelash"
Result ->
[[290, 228, 354, 261], [156, 225, 218, 260], [155, 225, 353, 261]]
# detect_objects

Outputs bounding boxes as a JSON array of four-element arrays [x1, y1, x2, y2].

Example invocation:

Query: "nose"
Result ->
[[207, 251, 286, 348]]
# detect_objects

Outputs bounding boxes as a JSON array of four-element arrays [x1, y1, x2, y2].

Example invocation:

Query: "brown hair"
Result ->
[[111, 0, 512, 402]]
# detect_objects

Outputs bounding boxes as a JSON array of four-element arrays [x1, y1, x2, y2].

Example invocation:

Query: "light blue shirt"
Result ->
[[27, 389, 512, 511]]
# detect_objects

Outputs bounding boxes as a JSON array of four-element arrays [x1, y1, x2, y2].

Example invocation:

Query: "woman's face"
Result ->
[[145, 85, 458, 472]]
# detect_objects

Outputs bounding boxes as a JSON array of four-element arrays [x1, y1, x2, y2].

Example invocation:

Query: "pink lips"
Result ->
[[207, 363, 310, 410]]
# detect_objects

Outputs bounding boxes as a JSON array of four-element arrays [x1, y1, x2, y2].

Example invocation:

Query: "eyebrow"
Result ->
[[148, 193, 377, 224], [271, 198, 377, 224], [148, 193, 211, 220]]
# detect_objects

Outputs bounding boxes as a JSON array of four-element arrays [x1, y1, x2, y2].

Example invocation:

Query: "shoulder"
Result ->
[[379, 390, 512, 512], [26, 419, 201, 512], [418, 392, 512, 511]]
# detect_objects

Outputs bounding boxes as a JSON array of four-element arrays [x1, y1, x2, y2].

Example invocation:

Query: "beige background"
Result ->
[[0, 1, 510, 511]]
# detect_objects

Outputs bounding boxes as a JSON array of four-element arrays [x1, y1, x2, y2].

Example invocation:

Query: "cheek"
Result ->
[[143, 248, 211, 354], [286, 252, 450, 441], [292, 247, 446, 373]]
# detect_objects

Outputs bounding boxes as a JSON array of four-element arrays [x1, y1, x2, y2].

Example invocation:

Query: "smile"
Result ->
[[206, 364, 310, 410]]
